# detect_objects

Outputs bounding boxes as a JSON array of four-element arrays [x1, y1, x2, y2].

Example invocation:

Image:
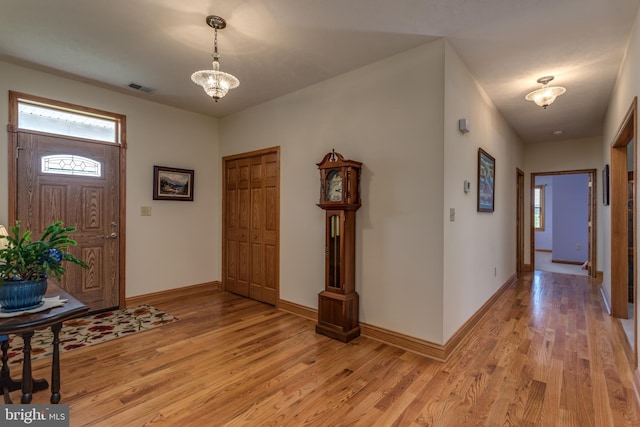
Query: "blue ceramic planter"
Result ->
[[0, 279, 47, 311]]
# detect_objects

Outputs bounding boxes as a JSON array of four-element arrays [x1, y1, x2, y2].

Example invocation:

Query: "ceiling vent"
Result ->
[[127, 82, 154, 93]]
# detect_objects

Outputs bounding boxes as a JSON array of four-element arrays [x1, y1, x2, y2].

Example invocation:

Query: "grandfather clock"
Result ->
[[316, 150, 362, 342]]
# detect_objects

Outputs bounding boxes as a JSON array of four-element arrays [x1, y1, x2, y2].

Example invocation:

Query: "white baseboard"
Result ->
[[600, 286, 612, 314]]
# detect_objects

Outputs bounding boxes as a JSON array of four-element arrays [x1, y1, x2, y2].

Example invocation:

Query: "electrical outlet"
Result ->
[[141, 206, 152, 216]]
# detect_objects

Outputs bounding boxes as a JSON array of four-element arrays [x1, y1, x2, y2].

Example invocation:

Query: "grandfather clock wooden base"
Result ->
[[316, 291, 360, 342]]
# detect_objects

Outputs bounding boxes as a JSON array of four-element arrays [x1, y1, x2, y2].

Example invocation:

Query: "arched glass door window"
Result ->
[[41, 154, 102, 177]]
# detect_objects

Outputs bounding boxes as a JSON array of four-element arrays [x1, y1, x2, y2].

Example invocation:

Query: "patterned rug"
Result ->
[[5, 304, 178, 366]]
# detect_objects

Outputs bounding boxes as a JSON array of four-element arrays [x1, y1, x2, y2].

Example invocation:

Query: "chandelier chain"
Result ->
[[213, 28, 220, 60]]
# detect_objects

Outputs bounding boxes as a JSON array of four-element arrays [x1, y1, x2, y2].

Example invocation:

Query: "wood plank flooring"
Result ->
[[10, 271, 640, 426]]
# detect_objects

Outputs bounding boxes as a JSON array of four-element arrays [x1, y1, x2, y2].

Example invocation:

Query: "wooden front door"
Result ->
[[15, 131, 120, 311], [223, 148, 279, 305]]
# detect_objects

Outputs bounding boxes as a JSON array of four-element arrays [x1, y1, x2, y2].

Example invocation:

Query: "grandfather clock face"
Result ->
[[317, 150, 361, 209], [326, 170, 343, 202]]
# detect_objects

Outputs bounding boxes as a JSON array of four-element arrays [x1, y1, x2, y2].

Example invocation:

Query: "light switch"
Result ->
[[141, 206, 152, 216], [450, 208, 455, 222]]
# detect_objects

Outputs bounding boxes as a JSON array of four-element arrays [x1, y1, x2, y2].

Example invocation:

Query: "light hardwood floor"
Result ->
[[10, 270, 640, 426]]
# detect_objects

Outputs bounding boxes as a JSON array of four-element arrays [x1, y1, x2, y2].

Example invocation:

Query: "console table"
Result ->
[[0, 283, 89, 404]]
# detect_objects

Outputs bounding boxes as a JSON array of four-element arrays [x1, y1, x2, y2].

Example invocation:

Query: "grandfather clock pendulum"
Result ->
[[316, 150, 362, 342]]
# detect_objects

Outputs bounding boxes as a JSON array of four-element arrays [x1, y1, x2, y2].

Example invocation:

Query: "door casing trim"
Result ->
[[610, 96, 637, 366]]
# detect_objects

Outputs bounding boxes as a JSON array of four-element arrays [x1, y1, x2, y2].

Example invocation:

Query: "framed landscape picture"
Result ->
[[153, 166, 194, 201], [477, 148, 495, 212]]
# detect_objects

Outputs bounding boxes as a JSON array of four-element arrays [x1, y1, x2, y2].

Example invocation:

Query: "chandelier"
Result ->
[[525, 76, 566, 109], [191, 15, 239, 101]]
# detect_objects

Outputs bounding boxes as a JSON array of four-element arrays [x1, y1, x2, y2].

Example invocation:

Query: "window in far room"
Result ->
[[534, 185, 545, 231]]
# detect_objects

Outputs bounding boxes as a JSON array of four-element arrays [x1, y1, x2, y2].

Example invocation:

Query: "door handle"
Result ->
[[105, 232, 118, 239]]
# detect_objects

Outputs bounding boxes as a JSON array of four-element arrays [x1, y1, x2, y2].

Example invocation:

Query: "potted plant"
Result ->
[[0, 221, 88, 312]]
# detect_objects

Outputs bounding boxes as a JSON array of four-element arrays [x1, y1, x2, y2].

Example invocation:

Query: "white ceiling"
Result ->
[[1, 0, 639, 143]]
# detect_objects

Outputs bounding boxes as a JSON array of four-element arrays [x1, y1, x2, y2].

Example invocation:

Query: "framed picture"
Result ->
[[603, 164, 610, 206], [153, 166, 194, 201], [477, 148, 495, 212]]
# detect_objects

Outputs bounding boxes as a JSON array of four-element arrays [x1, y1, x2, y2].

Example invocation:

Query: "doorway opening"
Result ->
[[530, 170, 597, 278]]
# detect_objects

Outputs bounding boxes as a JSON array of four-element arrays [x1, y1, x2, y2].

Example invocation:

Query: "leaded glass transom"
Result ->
[[41, 155, 102, 177]]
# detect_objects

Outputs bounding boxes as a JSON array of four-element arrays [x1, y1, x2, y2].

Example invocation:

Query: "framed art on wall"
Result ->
[[153, 166, 194, 201], [477, 148, 495, 212]]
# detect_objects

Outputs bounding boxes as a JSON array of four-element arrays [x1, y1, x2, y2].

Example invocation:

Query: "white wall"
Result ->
[[442, 42, 525, 341], [524, 137, 603, 270], [221, 39, 525, 345], [0, 61, 221, 298], [221, 40, 447, 343]]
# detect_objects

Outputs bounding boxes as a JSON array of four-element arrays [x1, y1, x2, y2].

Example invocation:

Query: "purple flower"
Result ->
[[43, 248, 63, 265]]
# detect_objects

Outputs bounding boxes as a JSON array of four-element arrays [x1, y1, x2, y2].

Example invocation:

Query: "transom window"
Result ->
[[534, 185, 545, 231], [17, 100, 119, 143]]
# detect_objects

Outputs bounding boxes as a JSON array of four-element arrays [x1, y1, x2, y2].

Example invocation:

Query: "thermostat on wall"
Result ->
[[459, 118, 470, 134]]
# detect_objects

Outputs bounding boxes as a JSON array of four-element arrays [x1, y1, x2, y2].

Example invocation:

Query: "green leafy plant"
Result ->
[[0, 221, 88, 283]]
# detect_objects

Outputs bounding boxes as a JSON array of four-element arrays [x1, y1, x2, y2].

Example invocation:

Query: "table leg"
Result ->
[[0, 336, 21, 404], [18, 332, 49, 404], [20, 331, 34, 403], [50, 323, 62, 404]]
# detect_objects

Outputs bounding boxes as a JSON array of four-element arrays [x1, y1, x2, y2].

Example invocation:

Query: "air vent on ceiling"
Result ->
[[127, 82, 154, 93]]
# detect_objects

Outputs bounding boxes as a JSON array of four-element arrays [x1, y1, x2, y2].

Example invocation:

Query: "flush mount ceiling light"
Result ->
[[525, 76, 566, 109], [191, 15, 239, 102]]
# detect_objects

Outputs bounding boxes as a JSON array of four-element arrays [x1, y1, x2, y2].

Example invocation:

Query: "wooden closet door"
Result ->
[[224, 158, 250, 297], [223, 148, 279, 304], [249, 153, 278, 304]]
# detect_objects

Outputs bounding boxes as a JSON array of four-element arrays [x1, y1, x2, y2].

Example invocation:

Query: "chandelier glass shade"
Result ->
[[191, 15, 239, 101], [191, 59, 239, 100], [525, 76, 566, 109]]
